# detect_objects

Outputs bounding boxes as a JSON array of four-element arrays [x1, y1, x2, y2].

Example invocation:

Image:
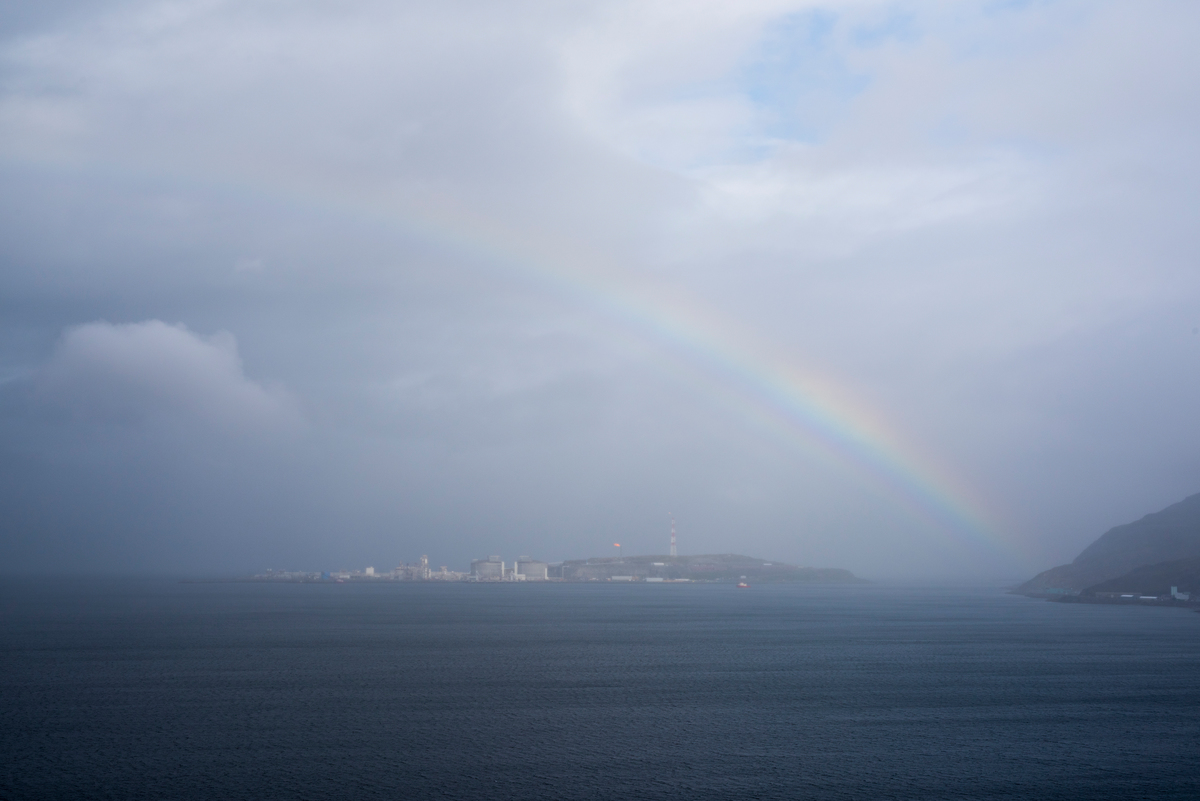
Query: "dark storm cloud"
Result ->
[[2, 0, 1199, 577]]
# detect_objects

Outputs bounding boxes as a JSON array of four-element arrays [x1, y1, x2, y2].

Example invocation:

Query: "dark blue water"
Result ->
[[2, 580, 1198, 800]]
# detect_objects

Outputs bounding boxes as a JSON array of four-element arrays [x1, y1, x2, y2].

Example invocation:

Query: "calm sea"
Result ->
[[2, 580, 1198, 800]]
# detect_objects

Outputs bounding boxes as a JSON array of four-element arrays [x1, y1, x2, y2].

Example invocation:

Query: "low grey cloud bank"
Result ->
[[36, 320, 300, 429], [1, 0, 1199, 577]]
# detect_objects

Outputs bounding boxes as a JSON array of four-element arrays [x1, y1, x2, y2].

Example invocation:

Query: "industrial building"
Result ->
[[516, 557, 548, 581], [469, 555, 550, 580], [471, 555, 505, 580], [393, 555, 430, 580]]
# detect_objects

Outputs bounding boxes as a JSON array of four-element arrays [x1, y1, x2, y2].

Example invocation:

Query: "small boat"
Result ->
[[737, 582, 749, 588]]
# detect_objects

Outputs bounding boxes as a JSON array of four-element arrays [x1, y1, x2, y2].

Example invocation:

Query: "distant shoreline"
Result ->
[[183, 577, 863, 586], [1041, 594, 1200, 610]]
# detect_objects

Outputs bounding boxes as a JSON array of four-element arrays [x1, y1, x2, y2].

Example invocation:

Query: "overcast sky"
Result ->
[[2, 0, 1198, 578]]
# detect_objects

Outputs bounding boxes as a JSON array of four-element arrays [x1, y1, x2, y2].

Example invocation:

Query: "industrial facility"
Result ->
[[468, 555, 549, 581]]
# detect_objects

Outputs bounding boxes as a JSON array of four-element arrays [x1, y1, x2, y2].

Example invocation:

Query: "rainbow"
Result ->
[[367, 194, 1008, 554], [9, 156, 1009, 554]]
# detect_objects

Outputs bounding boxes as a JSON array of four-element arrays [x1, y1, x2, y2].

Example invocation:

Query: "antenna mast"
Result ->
[[670, 515, 677, 558]]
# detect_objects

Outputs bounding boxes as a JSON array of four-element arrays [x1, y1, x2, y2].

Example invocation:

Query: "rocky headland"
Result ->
[[1017, 493, 1200, 601]]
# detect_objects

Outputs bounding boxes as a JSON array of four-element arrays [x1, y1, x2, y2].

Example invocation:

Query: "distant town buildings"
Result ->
[[252, 515, 688, 583], [256, 555, 466, 582], [255, 554, 559, 582]]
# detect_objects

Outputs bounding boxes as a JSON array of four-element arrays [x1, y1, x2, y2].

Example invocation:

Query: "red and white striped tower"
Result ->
[[670, 516, 677, 558]]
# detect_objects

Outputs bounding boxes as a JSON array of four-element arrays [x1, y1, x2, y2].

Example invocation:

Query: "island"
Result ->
[[241, 553, 863, 584]]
